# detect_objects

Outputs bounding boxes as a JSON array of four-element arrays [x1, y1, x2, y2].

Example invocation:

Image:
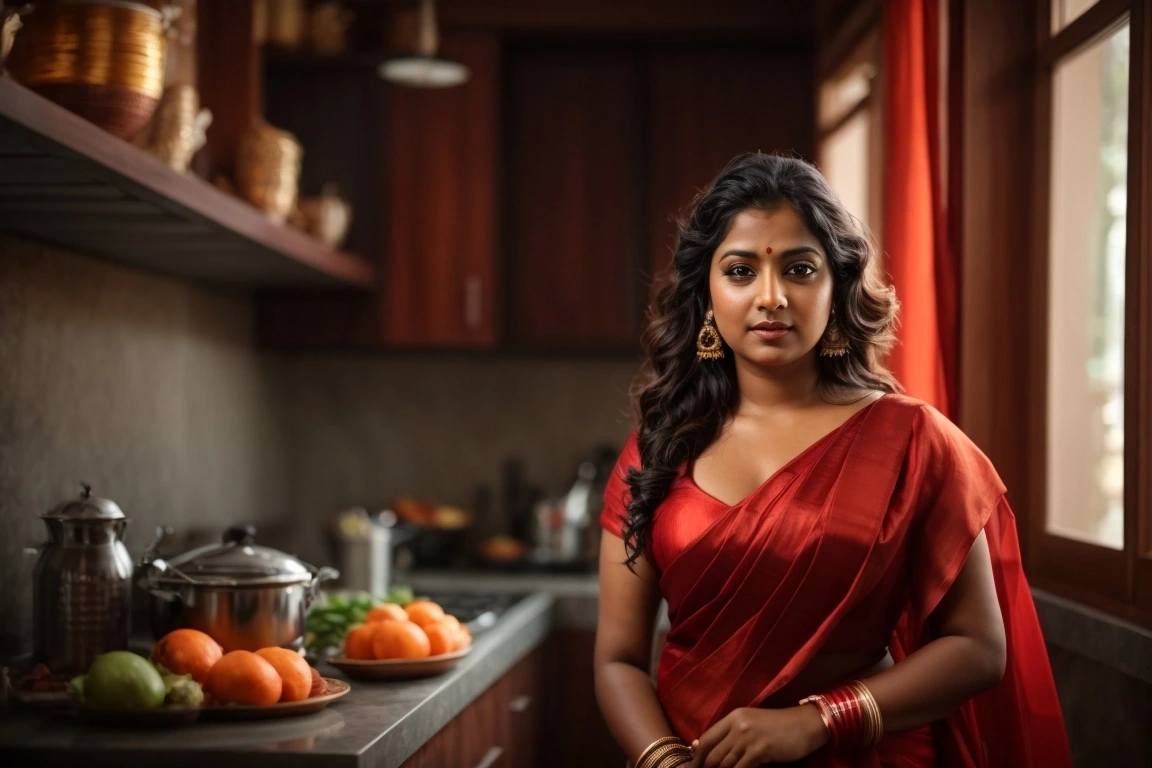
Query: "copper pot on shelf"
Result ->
[[8, 0, 168, 140]]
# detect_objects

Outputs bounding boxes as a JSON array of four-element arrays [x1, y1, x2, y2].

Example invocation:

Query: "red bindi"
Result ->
[[765, 246, 773, 255]]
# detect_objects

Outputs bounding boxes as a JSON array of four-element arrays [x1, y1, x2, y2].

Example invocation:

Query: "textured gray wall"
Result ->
[[0, 234, 638, 658], [0, 236, 289, 659], [275, 355, 637, 565]]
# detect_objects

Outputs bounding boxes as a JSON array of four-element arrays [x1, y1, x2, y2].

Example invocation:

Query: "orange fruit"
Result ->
[[372, 620, 431, 659], [308, 666, 327, 698], [424, 621, 456, 656], [344, 623, 378, 660], [256, 647, 312, 703], [439, 615, 461, 634], [454, 624, 472, 652], [204, 650, 282, 705], [366, 603, 408, 623], [150, 628, 224, 684], [404, 600, 446, 628]]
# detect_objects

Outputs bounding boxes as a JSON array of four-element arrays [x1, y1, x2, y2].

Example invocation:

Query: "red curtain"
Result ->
[[882, 0, 957, 417]]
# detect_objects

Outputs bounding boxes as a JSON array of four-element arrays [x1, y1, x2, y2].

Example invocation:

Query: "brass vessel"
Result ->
[[9, 0, 167, 139]]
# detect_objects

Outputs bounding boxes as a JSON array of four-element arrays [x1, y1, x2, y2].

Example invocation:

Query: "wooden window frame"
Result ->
[[816, 24, 884, 247], [1028, 0, 1152, 626]]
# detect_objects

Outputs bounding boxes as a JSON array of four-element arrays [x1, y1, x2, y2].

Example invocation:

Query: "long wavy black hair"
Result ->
[[620, 152, 901, 568]]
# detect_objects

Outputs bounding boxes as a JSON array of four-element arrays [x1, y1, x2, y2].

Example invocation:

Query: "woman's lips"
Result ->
[[751, 327, 791, 340]]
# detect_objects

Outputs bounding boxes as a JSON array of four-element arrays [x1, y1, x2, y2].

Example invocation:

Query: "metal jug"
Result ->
[[32, 484, 133, 675]]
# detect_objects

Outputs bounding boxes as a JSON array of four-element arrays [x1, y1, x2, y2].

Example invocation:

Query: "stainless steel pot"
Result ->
[[137, 525, 337, 652]]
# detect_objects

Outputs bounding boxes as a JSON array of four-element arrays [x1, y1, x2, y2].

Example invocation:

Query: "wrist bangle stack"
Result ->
[[799, 680, 884, 749], [635, 735, 693, 768]]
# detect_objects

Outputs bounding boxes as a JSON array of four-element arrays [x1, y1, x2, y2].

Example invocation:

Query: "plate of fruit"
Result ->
[[69, 629, 349, 726], [324, 599, 474, 680]]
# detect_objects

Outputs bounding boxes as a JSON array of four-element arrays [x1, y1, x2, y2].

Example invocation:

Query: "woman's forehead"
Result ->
[[720, 207, 821, 250]]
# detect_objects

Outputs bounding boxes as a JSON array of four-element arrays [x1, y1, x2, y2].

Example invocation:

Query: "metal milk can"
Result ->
[[32, 484, 133, 675]]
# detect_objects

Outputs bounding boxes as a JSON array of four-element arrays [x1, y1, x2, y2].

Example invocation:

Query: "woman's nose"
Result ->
[[757, 274, 787, 311]]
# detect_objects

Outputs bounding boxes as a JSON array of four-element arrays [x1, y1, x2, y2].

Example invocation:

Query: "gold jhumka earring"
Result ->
[[820, 312, 850, 357], [696, 310, 725, 360]]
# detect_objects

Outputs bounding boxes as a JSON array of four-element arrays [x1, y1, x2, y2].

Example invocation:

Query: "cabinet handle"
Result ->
[[508, 694, 533, 713], [473, 745, 503, 768], [464, 276, 483, 330]]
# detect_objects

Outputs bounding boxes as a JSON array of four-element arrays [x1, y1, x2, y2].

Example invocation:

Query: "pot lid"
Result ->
[[44, 483, 125, 521], [158, 525, 314, 586]]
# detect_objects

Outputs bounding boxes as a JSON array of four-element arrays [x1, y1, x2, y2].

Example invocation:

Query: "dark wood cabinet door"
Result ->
[[505, 47, 644, 350], [540, 630, 625, 768], [647, 47, 815, 280], [383, 32, 501, 348]]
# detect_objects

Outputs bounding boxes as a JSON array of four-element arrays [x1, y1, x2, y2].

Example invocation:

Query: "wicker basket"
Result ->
[[9, 0, 167, 140]]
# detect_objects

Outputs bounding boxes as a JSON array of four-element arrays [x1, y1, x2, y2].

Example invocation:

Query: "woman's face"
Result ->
[[707, 205, 834, 369]]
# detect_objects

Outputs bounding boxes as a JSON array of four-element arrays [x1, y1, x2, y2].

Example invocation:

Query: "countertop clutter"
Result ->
[[0, 592, 555, 768]]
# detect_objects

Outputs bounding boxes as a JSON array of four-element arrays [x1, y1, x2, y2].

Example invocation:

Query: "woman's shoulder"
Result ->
[[876, 394, 999, 469], [875, 393, 953, 430]]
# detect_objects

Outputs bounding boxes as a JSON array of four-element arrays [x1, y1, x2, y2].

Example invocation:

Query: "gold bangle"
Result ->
[[851, 680, 884, 746], [639, 743, 689, 768], [635, 736, 683, 768], [655, 750, 694, 768]]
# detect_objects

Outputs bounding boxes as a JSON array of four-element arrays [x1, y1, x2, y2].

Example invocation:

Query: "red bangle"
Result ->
[[800, 683, 880, 750]]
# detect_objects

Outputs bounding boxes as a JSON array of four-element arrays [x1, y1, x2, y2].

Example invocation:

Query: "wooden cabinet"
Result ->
[[401, 647, 542, 768], [647, 47, 816, 278], [259, 39, 814, 351], [257, 32, 500, 350], [383, 33, 501, 348], [540, 629, 625, 768], [504, 48, 644, 351]]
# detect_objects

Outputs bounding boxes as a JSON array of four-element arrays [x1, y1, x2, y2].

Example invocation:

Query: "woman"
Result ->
[[595, 153, 1071, 768]]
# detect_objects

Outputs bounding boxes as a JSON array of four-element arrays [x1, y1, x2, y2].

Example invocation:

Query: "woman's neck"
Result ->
[[732, 355, 823, 416]]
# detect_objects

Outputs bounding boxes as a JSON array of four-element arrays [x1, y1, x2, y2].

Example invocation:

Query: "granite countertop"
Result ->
[[406, 570, 601, 630], [0, 592, 555, 768]]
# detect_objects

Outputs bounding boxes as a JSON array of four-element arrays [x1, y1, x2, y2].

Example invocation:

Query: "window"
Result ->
[[1046, 23, 1129, 550], [817, 33, 881, 236], [1032, 0, 1152, 623], [1052, 0, 1103, 33]]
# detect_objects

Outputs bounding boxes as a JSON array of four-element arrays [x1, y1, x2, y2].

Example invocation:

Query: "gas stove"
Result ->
[[415, 591, 527, 634]]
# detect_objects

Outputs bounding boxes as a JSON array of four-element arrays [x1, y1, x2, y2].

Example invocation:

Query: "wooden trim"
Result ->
[[1035, 534, 1129, 601], [1026, 0, 1053, 574], [1041, 0, 1130, 65], [817, 94, 874, 142], [816, 0, 882, 80], [946, 0, 964, 412], [1032, 575, 1152, 630], [1132, 0, 1152, 615]]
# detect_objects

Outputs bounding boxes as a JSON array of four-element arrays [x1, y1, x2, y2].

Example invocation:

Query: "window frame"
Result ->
[[816, 28, 884, 246], [1027, 0, 1152, 625]]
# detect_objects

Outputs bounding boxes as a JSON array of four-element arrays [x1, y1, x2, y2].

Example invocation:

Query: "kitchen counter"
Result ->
[[407, 570, 601, 630], [0, 592, 555, 768]]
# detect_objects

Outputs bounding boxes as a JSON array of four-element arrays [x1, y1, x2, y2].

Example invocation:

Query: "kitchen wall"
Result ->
[[275, 355, 637, 565], [0, 233, 639, 658], [0, 235, 289, 659]]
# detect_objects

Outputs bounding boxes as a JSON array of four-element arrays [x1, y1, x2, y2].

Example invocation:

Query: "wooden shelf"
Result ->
[[0, 78, 375, 290]]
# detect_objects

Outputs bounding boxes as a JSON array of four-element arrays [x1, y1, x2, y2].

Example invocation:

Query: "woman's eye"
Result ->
[[786, 263, 817, 277], [725, 265, 754, 278]]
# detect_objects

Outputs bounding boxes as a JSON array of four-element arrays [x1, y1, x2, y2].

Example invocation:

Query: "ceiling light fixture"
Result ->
[[378, 0, 470, 88]]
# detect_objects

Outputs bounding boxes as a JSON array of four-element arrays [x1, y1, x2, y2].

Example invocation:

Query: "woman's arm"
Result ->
[[692, 530, 1006, 767], [856, 528, 1006, 726], [595, 531, 676, 763]]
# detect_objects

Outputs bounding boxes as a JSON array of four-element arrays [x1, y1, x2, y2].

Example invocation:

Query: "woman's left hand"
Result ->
[[689, 705, 829, 767]]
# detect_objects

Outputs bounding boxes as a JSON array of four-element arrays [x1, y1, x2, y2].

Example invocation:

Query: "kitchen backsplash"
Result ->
[[274, 354, 636, 566], [0, 235, 290, 660], [0, 233, 637, 658]]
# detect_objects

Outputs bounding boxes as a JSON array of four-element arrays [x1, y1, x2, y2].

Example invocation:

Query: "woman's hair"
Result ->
[[621, 151, 900, 567]]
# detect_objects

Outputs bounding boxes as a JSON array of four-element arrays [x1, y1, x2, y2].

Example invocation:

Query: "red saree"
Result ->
[[600, 394, 1071, 767]]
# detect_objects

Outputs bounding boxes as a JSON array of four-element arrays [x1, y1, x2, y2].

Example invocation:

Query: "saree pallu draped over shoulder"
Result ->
[[600, 395, 1072, 768]]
